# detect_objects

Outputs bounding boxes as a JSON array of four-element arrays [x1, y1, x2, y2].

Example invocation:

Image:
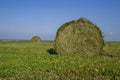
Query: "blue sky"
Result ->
[[0, 0, 120, 41]]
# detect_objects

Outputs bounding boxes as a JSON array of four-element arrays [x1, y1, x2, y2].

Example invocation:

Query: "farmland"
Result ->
[[0, 41, 120, 80]]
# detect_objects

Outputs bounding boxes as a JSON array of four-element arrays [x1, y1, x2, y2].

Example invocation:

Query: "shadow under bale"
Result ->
[[47, 48, 56, 55]]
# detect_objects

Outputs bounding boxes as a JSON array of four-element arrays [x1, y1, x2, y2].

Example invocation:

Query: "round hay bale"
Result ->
[[31, 36, 41, 43], [55, 18, 104, 55]]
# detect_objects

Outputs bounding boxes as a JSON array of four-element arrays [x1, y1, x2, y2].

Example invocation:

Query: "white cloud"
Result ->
[[108, 32, 113, 35]]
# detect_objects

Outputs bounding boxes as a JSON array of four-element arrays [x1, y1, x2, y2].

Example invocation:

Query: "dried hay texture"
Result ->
[[31, 36, 41, 43], [55, 18, 104, 55]]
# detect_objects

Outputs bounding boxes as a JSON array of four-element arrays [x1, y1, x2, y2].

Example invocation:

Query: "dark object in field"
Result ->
[[47, 48, 56, 55], [31, 36, 41, 43], [55, 17, 104, 55]]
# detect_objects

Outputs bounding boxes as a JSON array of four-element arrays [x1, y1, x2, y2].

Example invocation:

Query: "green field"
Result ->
[[0, 41, 120, 80]]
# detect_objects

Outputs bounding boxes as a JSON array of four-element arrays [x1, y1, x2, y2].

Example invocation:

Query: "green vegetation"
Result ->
[[0, 39, 2, 42], [55, 18, 104, 55], [0, 40, 4, 44], [31, 36, 41, 43], [0, 41, 120, 80]]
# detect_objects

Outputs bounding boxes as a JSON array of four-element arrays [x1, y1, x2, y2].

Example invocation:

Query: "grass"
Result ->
[[0, 41, 120, 80]]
